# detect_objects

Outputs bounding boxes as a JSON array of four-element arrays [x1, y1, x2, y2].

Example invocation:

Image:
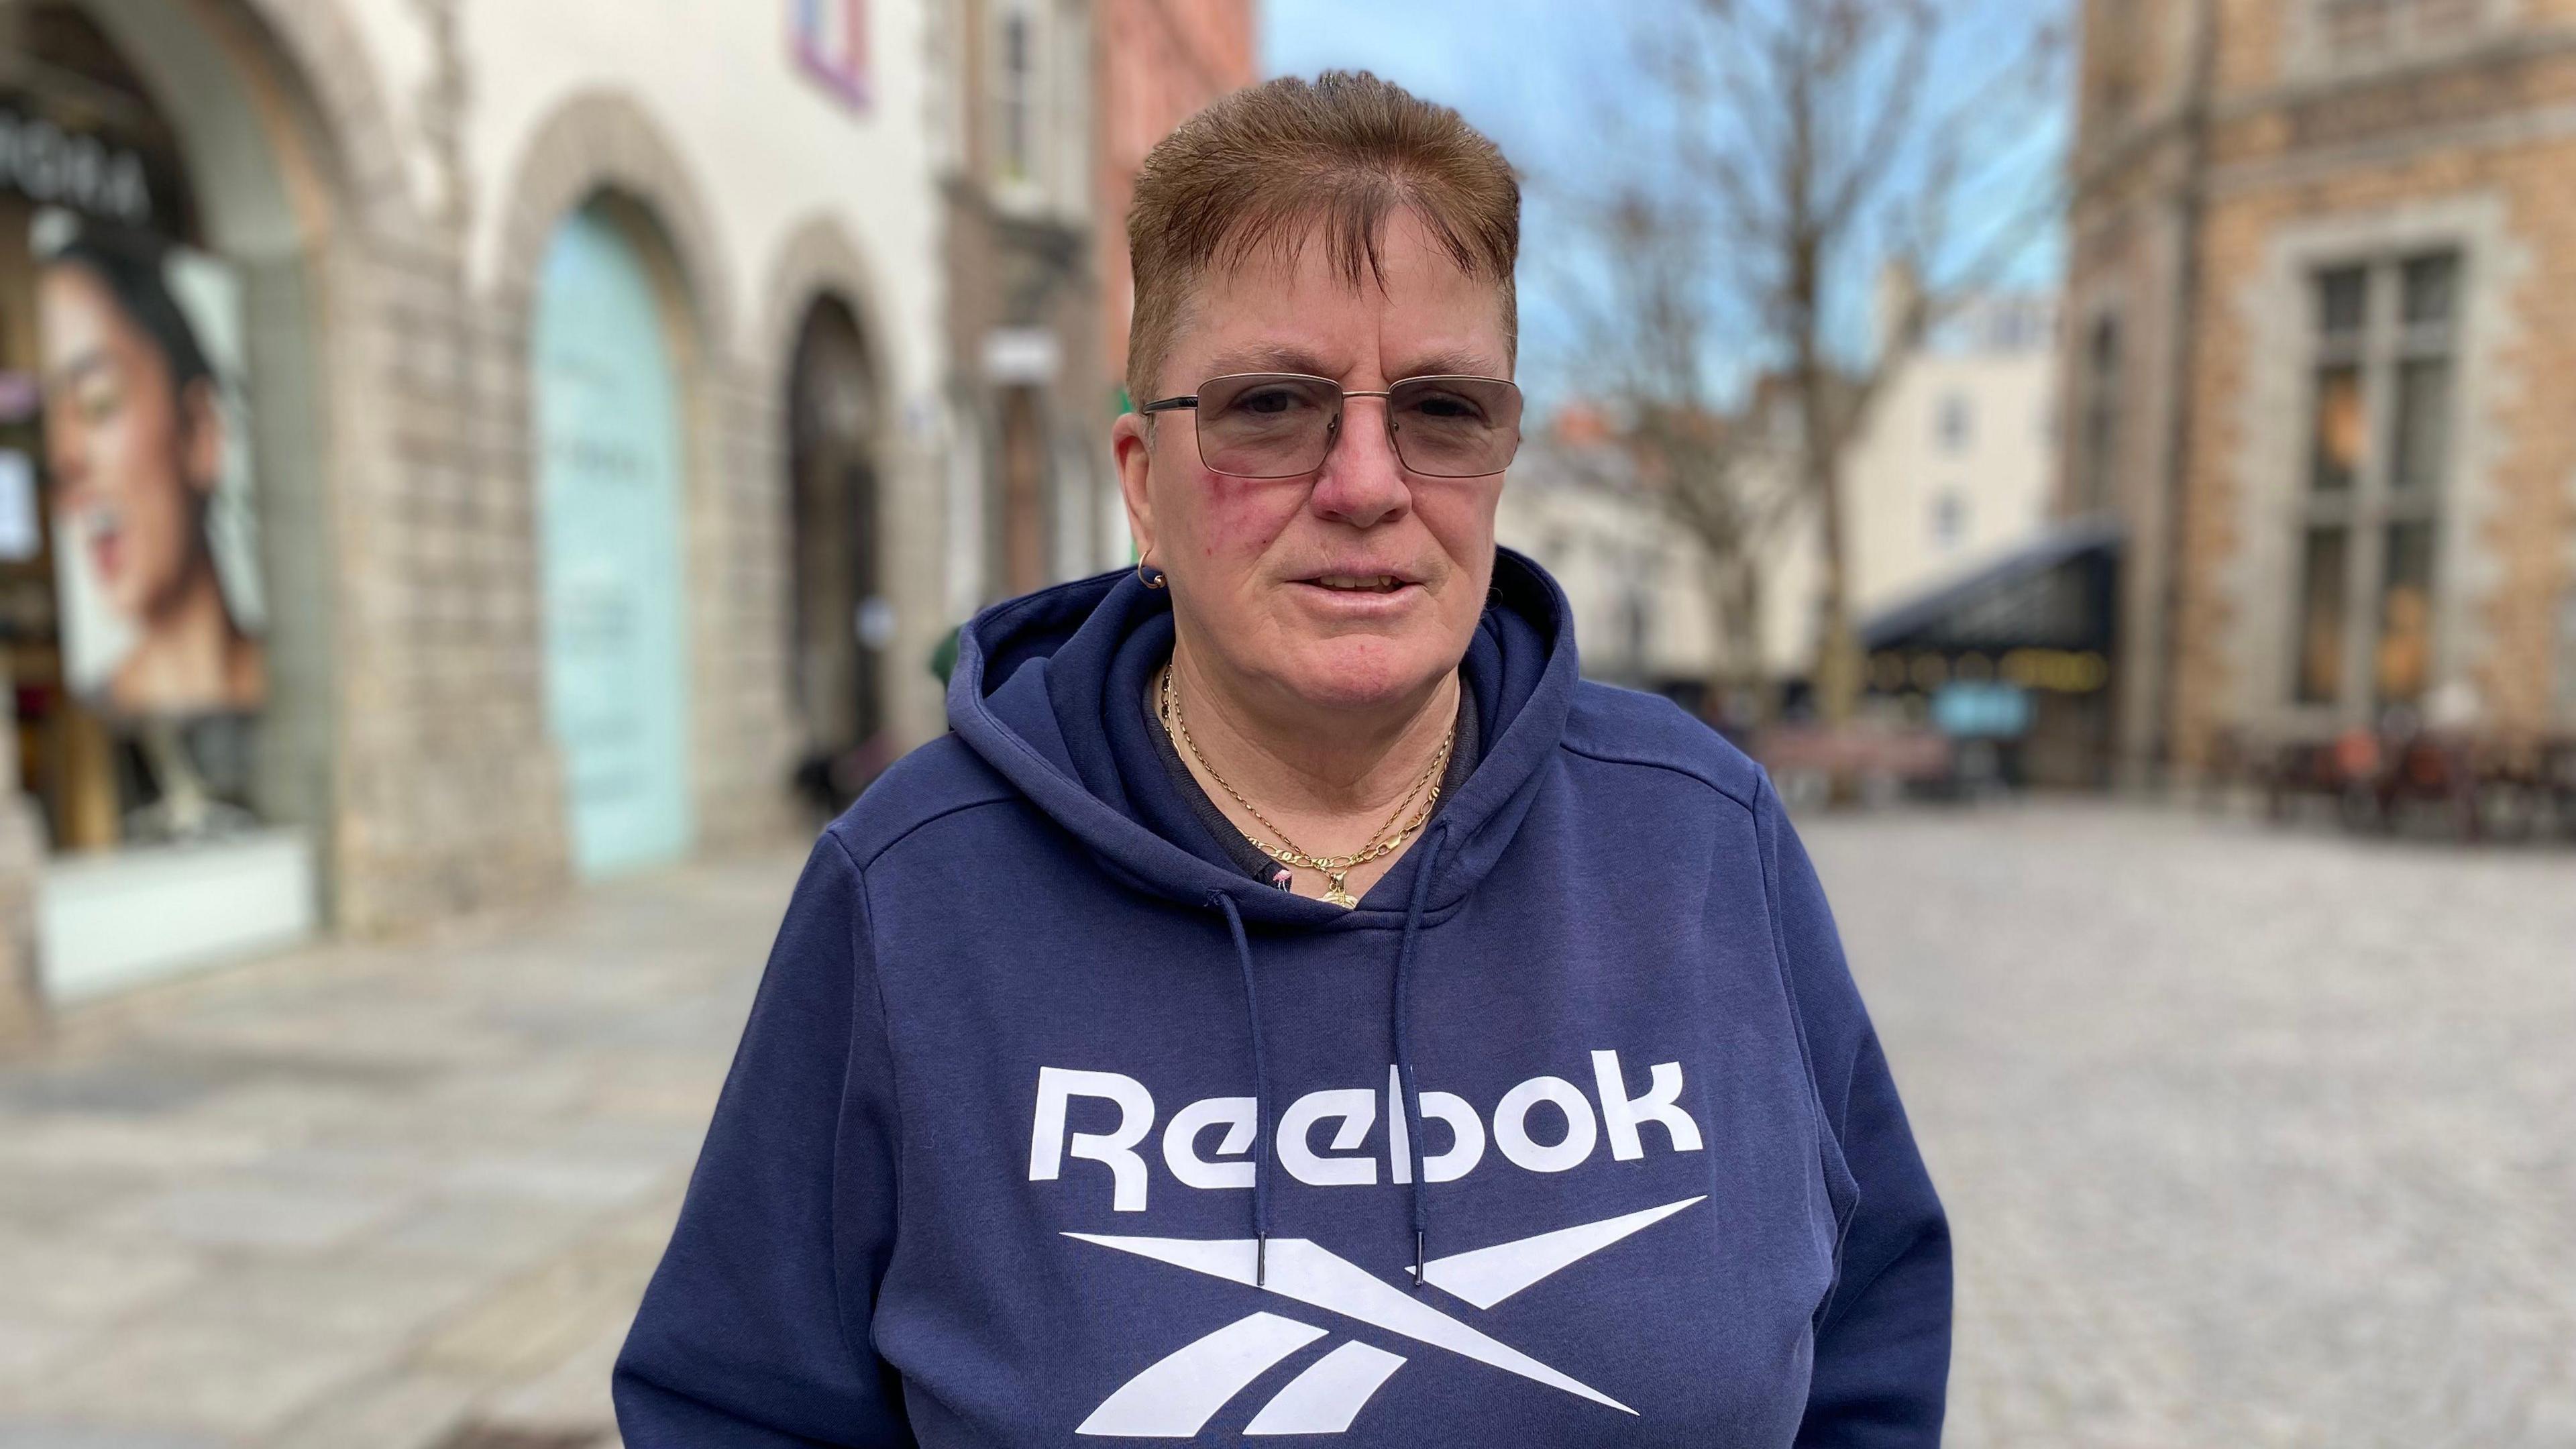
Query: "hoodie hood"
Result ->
[[947, 546, 1578, 931]]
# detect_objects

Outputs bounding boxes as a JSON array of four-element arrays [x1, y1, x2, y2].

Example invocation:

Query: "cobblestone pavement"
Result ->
[[0, 806, 2569, 1447], [0, 847, 812, 1449], [1806, 804, 2576, 1449]]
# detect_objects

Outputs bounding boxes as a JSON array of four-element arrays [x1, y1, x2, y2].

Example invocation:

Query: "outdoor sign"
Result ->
[[1932, 682, 2033, 740], [0, 101, 155, 228], [32, 209, 268, 718], [792, 0, 871, 110]]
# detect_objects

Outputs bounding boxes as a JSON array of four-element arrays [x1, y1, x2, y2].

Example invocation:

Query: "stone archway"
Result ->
[[757, 215, 950, 750], [485, 91, 796, 855]]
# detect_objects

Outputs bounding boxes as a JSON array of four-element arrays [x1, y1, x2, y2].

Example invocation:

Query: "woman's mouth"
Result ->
[[80, 510, 123, 583], [1306, 574, 1407, 594]]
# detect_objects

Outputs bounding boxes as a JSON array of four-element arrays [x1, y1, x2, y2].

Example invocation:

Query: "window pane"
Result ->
[[2296, 527, 2350, 704], [2390, 357, 2451, 492], [2375, 521, 2436, 705], [2402, 253, 2459, 328], [2318, 266, 2367, 336], [2311, 364, 2364, 492]]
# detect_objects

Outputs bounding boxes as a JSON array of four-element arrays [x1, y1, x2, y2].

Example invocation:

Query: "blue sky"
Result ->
[[1259, 1, 2070, 411]]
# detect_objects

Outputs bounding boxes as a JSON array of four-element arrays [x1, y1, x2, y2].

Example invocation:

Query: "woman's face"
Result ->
[[38, 263, 221, 624], [1115, 209, 1513, 716]]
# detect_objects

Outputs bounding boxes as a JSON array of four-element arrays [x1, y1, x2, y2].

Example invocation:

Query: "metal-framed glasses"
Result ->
[[1139, 372, 1523, 480]]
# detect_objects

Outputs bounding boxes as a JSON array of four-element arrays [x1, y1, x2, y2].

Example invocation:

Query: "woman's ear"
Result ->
[[1112, 410, 1157, 564], [178, 377, 224, 495]]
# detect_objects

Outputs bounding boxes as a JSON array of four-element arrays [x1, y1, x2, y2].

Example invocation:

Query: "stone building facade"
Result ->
[[0, 0, 949, 1024], [2063, 0, 2576, 782], [936, 0, 1116, 613]]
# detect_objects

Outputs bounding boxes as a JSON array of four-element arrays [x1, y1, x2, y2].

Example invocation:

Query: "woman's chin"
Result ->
[[1269, 641, 1460, 716]]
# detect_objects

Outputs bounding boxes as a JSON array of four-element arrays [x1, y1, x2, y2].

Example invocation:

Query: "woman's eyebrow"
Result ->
[[44, 350, 113, 393], [1200, 343, 1339, 378], [1391, 351, 1495, 379]]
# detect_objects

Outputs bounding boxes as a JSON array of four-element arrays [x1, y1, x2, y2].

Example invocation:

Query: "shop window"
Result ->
[[2288, 250, 2460, 712]]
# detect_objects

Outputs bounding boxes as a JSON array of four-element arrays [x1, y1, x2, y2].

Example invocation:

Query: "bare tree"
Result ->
[[1552, 0, 2061, 729], [1548, 185, 1803, 727]]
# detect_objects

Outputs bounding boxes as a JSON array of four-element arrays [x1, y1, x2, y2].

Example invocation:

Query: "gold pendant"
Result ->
[[1322, 871, 1359, 909]]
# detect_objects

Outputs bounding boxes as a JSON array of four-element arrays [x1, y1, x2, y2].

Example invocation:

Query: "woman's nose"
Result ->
[[1307, 400, 1409, 529]]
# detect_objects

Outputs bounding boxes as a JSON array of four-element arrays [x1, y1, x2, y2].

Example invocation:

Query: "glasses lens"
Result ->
[[1193, 374, 1339, 478], [1387, 377, 1523, 477]]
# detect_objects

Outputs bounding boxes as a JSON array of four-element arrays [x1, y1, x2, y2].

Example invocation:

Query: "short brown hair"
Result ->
[[1122, 70, 1519, 407]]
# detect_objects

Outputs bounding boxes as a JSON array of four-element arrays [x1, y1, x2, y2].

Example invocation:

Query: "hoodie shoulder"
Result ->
[[1560, 680, 1766, 814], [824, 732, 1023, 870]]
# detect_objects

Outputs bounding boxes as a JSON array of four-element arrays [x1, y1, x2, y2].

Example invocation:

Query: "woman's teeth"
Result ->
[[1313, 575, 1401, 592]]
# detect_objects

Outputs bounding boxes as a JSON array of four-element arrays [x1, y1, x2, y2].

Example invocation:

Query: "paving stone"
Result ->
[[96, 1181, 411, 1254], [0, 1236, 202, 1323], [1803, 802, 2576, 1449], [0, 1316, 380, 1439], [0, 1425, 229, 1449]]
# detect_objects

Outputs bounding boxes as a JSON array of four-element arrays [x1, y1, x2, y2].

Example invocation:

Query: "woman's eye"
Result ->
[[76, 378, 123, 425], [1407, 392, 1482, 423], [1234, 388, 1303, 416]]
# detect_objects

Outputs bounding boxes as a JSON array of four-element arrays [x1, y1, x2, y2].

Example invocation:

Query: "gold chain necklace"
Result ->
[[1158, 665, 1451, 908]]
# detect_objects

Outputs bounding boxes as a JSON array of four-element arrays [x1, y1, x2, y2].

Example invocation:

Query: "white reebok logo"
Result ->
[[1069, 1195, 1706, 1436]]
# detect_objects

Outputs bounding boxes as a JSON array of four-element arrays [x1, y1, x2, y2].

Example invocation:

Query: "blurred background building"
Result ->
[[937, 0, 1106, 621], [1498, 289, 2066, 742], [2063, 0, 2576, 788], [0, 0, 1264, 1033]]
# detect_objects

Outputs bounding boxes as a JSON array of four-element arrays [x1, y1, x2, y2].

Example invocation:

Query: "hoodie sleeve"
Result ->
[[1756, 782, 1953, 1449], [613, 833, 912, 1446]]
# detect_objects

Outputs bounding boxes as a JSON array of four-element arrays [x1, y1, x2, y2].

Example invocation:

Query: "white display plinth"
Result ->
[[38, 828, 319, 1004]]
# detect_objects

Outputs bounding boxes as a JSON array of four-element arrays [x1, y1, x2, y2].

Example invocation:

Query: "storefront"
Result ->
[[1860, 519, 2122, 790], [1, 2, 331, 1002]]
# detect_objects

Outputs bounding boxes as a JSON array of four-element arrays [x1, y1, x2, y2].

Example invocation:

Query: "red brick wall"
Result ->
[[1095, 0, 1256, 402]]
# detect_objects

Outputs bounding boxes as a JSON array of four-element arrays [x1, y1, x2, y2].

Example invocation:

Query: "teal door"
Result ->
[[533, 206, 693, 878]]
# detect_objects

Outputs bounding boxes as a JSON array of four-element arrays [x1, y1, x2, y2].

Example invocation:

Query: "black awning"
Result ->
[[1861, 518, 2121, 654]]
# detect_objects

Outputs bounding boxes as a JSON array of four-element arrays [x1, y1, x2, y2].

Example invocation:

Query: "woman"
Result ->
[[618, 72, 1947, 1446], [38, 224, 264, 716]]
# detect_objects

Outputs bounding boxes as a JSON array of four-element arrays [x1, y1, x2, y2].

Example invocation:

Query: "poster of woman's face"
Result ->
[[32, 210, 266, 718]]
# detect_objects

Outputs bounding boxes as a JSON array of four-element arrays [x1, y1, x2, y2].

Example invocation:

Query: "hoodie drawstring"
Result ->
[[1392, 820, 1449, 1291], [1211, 892, 1272, 1286], [1212, 818, 1452, 1297]]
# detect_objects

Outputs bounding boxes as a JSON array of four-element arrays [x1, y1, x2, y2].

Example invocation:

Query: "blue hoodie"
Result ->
[[615, 551, 1949, 1446]]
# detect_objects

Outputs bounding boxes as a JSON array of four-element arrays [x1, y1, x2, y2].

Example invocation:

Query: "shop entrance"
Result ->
[[533, 201, 693, 878], [786, 294, 887, 814]]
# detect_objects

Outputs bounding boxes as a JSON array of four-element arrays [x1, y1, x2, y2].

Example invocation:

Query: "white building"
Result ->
[[1495, 438, 1719, 696], [1500, 292, 2059, 713], [1, 0, 951, 1022], [1762, 293, 2063, 676]]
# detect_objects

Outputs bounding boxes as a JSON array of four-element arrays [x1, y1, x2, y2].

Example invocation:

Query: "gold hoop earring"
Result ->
[[1137, 552, 1167, 590]]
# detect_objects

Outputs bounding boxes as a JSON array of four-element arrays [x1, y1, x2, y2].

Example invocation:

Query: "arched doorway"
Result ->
[[533, 197, 694, 878], [785, 294, 887, 814]]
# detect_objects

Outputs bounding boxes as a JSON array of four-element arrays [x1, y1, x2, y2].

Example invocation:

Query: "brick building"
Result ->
[[2063, 0, 2576, 784], [0, 0, 950, 1027], [1096, 0, 1256, 407], [936, 0, 1120, 614]]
